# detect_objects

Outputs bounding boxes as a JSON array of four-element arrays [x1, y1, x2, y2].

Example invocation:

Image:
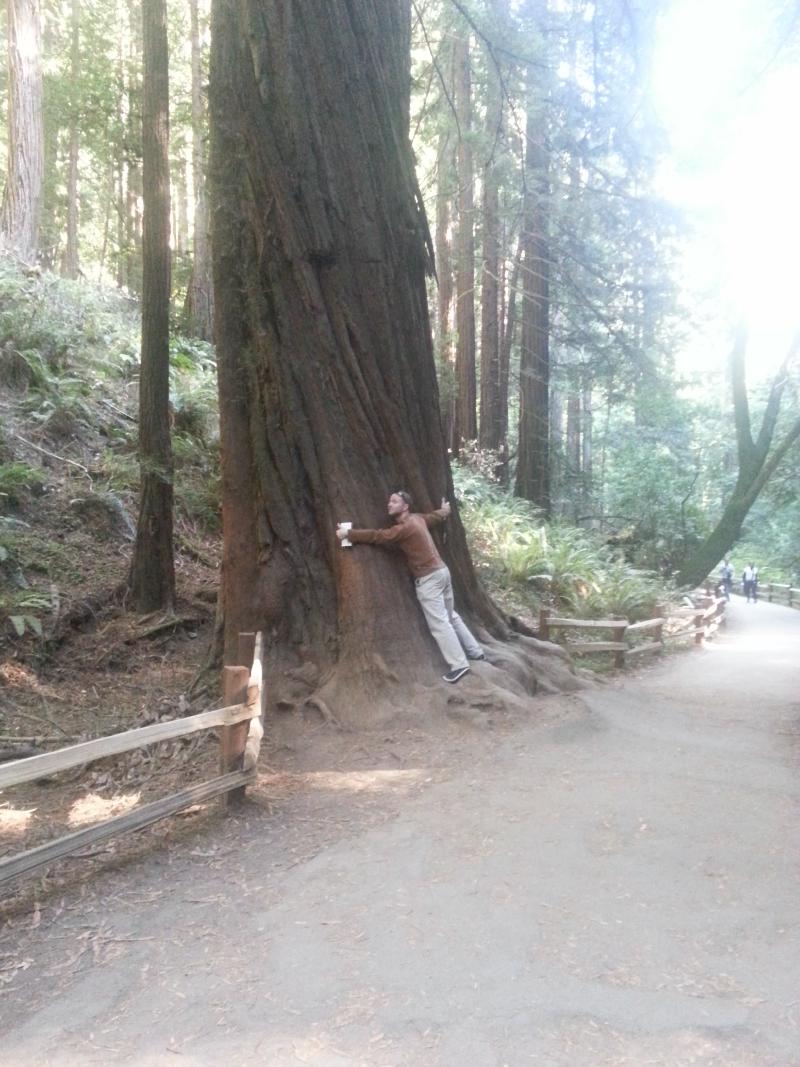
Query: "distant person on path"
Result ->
[[742, 563, 759, 603], [336, 492, 484, 683], [720, 558, 734, 601]]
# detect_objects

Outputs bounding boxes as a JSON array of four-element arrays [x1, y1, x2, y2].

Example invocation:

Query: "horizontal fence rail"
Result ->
[[0, 631, 266, 889], [538, 592, 726, 667], [763, 583, 800, 608], [0, 703, 253, 791]]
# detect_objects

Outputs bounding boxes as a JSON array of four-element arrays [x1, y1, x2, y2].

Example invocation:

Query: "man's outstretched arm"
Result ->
[[423, 498, 451, 527], [336, 523, 409, 545]]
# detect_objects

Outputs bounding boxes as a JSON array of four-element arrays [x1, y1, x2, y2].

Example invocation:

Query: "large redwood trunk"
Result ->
[[209, 1, 505, 695]]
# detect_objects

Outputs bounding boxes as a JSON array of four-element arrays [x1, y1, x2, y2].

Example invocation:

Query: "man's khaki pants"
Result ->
[[414, 565, 482, 670]]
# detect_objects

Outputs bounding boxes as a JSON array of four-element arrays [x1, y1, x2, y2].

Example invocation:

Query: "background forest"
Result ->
[[1, 0, 799, 649]]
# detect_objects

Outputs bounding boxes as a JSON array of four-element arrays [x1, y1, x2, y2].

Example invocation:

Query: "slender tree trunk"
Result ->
[[453, 32, 477, 448], [125, 0, 143, 293], [479, 49, 502, 452], [676, 330, 800, 587], [435, 130, 456, 451], [173, 155, 189, 254], [62, 0, 80, 279], [581, 367, 593, 521], [514, 45, 550, 512], [566, 388, 580, 518], [0, 0, 44, 264], [500, 238, 522, 450], [98, 158, 113, 281], [184, 0, 213, 340], [209, 0, 506, 705], [114, 27, 126, 287], [549, 385, 562, 513], [128, 0, 175, 612]]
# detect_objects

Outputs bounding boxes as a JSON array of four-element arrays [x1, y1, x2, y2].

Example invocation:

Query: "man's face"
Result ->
[[387, 493, 409, 517]]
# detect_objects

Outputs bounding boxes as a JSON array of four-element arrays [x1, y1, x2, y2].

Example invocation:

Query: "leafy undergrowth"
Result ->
[[453, 465, 676, 628], [0, 259, 223, 898]]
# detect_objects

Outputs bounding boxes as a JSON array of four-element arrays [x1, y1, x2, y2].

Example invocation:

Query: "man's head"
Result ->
[[387, 491, 412, 518]]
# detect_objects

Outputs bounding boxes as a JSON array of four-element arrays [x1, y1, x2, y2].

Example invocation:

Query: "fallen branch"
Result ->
[[133, 614, 201, 641], [7, 431, 92, 485]]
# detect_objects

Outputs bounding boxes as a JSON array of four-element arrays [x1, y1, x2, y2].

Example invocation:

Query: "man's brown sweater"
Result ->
[[347, 509, 448, 579]]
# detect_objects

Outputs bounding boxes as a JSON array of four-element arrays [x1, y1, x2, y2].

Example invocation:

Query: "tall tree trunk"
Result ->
[[173, 155, 189, 254], [209, 0, 509, 711], [184, 0, 213, 340], [566, 388, 580, 518], [500, 238, 522, 449], [581, 367, 593, 521], [435, 129, 456, 451], [61, 0, 80, 279], [0, 0, 44, 264], [125, 0, 143, 293], [549, 385, 562, 514], [676, 329, 800, 587], [479, 47, 502, 452], [514, 30, 550, 512], [453, 32, 477, 448], [128, 0, 175, 612]]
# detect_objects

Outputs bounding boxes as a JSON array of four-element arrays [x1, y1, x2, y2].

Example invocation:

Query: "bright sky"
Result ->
[[652, 0, 800, 381]]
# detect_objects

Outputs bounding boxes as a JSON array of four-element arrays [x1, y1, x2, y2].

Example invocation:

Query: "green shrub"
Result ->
[[0, 462, 46, 508], [453, 463, 671, 622]]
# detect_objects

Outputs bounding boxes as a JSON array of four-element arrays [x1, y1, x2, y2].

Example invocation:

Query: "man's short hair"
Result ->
[[396, 490, 413, 509]]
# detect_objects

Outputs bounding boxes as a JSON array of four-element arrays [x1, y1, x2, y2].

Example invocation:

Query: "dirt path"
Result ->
[[2, 599, 799, 1066]]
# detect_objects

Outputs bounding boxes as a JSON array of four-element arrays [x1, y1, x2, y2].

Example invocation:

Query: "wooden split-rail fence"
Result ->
[[538, 591, 727, 667], [0, 631, 265, 889], [756, 582, 800, 608]]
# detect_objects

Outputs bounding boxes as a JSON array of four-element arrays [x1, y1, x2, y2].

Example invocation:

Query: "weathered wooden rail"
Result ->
[[538, 592, 726, 667], [761, 582, 800, 608], [0, 631, 265, 888]]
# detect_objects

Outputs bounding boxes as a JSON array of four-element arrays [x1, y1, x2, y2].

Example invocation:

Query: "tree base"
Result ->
[[266, 633, 584, 732]]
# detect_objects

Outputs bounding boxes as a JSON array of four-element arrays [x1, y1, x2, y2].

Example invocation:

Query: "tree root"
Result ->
[[304, 695, 342, 729]]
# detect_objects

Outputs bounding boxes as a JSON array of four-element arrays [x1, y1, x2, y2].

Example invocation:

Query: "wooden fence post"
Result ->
[[612, 622, 627, 669], [220, 636, 252, 807], [538, 607, 551, 642]]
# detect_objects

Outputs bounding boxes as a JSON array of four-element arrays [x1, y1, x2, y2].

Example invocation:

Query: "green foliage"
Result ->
[[0, 532, 52, 640], [173, 433, 221, 530], [0, 463, 46, 508], [170, 336, 218, 444], [453, 464, 668, 622]]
